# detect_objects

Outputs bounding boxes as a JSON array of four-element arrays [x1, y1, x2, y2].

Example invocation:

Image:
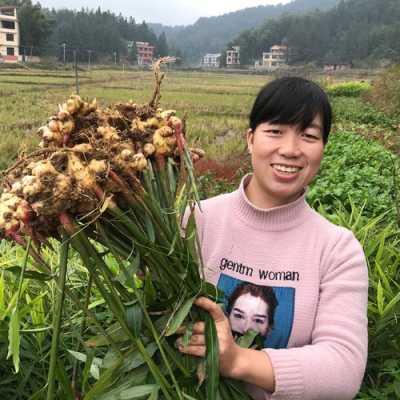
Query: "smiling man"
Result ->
[[178, 77, 368, 400]]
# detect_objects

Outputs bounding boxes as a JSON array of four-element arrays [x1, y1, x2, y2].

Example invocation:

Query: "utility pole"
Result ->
[[87, 50, 92, 70], [114, 51, 117, 65], [62, 43, 66, 64], [74, 49, 79, 94]]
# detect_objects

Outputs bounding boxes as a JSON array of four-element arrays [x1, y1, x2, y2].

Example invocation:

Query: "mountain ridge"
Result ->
[[149, 0, 340, 62]]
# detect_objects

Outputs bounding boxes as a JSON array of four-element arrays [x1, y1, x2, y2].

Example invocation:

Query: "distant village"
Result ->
[[202, 45, 291, 71], [201, 45, 350, 72], [1, 5, 350, 72]]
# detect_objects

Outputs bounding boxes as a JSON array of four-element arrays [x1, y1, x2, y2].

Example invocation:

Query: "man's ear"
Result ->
[[246, 128, 254, 154]]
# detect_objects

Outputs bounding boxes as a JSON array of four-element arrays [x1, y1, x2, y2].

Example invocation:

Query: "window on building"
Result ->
[[1, 8, 15, 16], [6, 33, 14, 41], [7, 47, 15, 56], [2, 20, 15, 29]]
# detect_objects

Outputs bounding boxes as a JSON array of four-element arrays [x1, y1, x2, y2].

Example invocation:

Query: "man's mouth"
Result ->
[[271, 164, 303, 174]]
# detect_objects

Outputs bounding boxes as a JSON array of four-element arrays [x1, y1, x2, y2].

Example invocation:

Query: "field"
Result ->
[[0, 66, 399, 399]]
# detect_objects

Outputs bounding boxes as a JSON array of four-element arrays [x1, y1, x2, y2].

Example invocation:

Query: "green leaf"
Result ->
[[377, 280, 384, 315], [119, 384, 158, 399], [7, 307, 20, 373], [144, 270, 157, 306], [5, 266, 52, 281], [182, 394, 198, 400], [182, 322, 194, 346], [55, 359, 75, 399], [147, 385, 160, 400], [144, 213, 156, 243], [121, 342, 158, 373], [126, 303, 143, 338], [237, 330, 259, 348], [383, 290, 400, 317], [165, 296, 196, 336], [204, 312, 219, 400], [82, 349, 96, 388], [67, 350, 103, 380], [0, 271, 4, 316]]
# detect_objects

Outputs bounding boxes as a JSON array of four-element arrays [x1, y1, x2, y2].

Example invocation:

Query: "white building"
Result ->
[[226, 46, 240, 66], [202, 53, 221, 68], [262, 45, 288, 69], [0, 6, 19, 63]]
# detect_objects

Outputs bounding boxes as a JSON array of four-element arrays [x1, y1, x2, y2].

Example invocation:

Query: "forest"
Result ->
[[0, 0, 169, 62], [231, 0, 400, 66], [2, 0, 400, 66]]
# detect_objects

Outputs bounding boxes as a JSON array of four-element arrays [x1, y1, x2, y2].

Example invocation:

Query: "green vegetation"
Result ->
[[233, 0, 400, 66], [326, 81, 371, 97], [150, 0, 339, 62], [0, 0, 167, 61], [308, 132, 396, 217], [0, 67, 399, 399], [368, 65, 400, 119]]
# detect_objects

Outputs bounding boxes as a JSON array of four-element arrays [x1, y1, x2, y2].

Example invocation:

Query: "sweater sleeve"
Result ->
[[263, 229, 368, 400]]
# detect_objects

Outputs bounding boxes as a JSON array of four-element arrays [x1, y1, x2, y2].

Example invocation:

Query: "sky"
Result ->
[[38, 0, 292, 26]]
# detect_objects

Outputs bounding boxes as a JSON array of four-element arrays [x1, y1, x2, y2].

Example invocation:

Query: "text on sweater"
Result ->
[[219, 258, 300, 281]]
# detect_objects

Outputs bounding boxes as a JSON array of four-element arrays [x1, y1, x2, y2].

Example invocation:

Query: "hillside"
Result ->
[[150, 0, 339, 62], [233, 0, 400, 65]]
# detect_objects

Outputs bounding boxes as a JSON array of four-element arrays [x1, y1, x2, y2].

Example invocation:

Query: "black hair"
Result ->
[[249, 77, 332, 144], [227, 282, 278, 328]]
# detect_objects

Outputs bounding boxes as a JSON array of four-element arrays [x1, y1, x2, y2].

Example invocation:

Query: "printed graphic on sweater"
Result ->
[[218, 274, 295, 349]]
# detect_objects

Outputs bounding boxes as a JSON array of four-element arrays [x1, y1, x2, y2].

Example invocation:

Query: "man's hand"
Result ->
[[176, 296, 275, 391], [176, 296, 241, 378]]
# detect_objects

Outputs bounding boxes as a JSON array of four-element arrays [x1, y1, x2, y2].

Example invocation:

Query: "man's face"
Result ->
[[229, 293, 270, 336], [246, 115, 324, 208]]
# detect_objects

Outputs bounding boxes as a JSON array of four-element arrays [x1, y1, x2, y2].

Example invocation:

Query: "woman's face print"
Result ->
[[229, 293, 269, 336]]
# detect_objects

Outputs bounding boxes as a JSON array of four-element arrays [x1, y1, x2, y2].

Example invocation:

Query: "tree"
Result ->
[[156, 32, 169, 57], [0, 0, 52, 53]]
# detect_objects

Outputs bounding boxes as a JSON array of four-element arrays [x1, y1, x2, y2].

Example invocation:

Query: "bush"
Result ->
[[308, 132, 398, 218], [332, 97, 397, 128], [327, 81, 372, 98], [367, 65, 400, 118], [317, 203, 400, 400]]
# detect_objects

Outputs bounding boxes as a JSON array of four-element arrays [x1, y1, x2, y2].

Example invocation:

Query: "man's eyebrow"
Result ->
[[253, 314, 267, 318], [232, 307, 244, 314], [307, 122, 323, 130]]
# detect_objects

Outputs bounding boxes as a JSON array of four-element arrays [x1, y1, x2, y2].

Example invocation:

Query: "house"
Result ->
[[0, 5, 19, 63], [202, 53, 221, 68], [262, 45, 288, 69], [135, 41, 154, 65], [323, 63, 352, 72], [226, 46, 240, 66]]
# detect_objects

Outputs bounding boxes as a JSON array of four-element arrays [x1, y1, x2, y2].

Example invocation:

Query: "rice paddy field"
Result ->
[[0, 67, 264, 169], [0, 66, 399, 399]]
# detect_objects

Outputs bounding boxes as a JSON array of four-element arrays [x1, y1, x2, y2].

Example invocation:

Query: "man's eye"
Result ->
[[254, 318, 265, 324], [266, 129, 281, 135], [302, 133, 319, 140], [233, 312, 244, 319]]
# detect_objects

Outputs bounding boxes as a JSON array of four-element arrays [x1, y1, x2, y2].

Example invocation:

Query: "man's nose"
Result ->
[[278, 133, 301, 158]]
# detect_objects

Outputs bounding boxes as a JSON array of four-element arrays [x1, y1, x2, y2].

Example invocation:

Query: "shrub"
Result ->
[[317, 203, 400, 400], [308, 132, 398, 218], [367, 64, 400, 118], [332, 97, 396, 128], [327, 81, 372, 98]]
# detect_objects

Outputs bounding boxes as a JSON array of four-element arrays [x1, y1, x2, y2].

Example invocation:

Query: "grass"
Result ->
[[0, 68, 265, 170]]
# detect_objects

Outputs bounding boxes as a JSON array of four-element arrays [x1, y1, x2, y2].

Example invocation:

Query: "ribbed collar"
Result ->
[[233, 174, 312, 232]]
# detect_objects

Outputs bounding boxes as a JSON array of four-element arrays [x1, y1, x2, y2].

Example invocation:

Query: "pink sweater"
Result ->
[[195, 175, 368, 400]]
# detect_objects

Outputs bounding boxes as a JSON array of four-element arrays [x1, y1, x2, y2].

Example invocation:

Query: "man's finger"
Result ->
[[178, 344, 206, 357], [195, 297, 226, 323], [192, 321, 205, 333]]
